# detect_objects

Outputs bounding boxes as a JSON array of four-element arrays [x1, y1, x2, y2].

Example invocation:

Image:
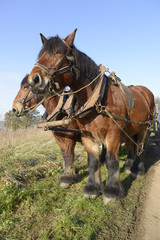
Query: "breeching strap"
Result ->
[[96, 103, 153, 156]]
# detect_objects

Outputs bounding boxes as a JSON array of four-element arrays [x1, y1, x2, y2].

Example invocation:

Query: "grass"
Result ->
[[0, 128, 146, 240]]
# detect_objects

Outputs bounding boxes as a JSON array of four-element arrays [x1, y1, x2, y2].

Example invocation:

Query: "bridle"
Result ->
[[14, 87, 36, 105], [13, 87, 42, 113], [33, 41, 74, 92], [34, 56, 71, 79]]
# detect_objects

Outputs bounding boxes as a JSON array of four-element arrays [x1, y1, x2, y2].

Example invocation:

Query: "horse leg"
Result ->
[[130, 129, 148, 177], [54, 133, 76, 188], [124, 136, 137, 174], [82, 137, 102, 199], [103, 132, 125, 204]]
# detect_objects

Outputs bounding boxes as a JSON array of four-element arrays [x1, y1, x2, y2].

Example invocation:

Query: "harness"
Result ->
[[14, 86, 45, 113], [32, 43, 154, 155], [14, 87, 35, 105], [34, 47, 73, 92]]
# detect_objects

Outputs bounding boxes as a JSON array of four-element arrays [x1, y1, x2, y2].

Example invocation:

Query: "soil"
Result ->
[[132, 142, 160, 240]]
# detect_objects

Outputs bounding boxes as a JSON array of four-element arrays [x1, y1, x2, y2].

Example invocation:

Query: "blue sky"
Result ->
[[0, 0, 160, 119]]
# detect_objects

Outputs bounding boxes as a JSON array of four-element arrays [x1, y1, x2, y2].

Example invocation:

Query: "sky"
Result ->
[[0, 0, 160, 119]]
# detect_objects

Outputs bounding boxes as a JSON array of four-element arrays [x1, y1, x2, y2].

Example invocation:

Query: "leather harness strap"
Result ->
[[14, 87, 36, 104]]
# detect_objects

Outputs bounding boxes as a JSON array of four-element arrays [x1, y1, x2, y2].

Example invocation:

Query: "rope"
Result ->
[[51, 72, 102, 97], [30, 97, 46, 112], [29, 94, 58, 113], [96, 103, 153, 156]]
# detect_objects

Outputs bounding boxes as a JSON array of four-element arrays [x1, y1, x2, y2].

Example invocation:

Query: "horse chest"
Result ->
[[77, 116, 108, 144]]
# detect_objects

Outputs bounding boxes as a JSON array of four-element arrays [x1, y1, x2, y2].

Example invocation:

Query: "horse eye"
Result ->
[[24, 85, 29, 90]]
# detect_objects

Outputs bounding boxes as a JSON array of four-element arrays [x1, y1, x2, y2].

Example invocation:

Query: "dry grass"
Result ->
[[0, 127, 53, 149], [0, 127, 147, 240]]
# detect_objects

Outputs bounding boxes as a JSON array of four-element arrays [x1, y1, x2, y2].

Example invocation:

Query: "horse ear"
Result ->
[[40, 33, 47, 45], [64, 28, 77, 47]]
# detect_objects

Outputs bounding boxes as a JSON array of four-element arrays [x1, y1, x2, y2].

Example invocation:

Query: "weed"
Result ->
[[0, 128, 146, 240]]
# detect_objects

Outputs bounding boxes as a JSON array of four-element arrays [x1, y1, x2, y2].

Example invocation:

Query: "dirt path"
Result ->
[[134, 144, 160, 240]]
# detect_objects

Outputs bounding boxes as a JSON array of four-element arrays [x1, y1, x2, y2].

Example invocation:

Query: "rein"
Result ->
[[23, 94, 57, 113], [34, 47, 104, 98], [32, 43, 153, 154], [52, 71, 103, 97], [14, 86, 46, 113], [14, 88, 35, 105]]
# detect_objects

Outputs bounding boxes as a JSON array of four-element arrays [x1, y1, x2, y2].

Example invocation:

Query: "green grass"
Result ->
[[0, 128, 146, 240]]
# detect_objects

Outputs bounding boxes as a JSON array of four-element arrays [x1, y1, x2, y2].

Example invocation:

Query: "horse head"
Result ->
[[12, 75, 41, 116], [28, 29, 77, 96]]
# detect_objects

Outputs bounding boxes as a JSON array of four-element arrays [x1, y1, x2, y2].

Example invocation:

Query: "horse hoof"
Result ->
[[60, 182, 71, 189], [125, 169, 131, 174], [103, 196, 116, 204], [83, 185, 100, 199], [83, 193, 98, 199]]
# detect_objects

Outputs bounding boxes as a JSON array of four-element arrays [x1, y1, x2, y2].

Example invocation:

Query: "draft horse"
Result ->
[[28, 29, 155, 203], [12, 74, 111, 189], [12, 74, 81, 188]]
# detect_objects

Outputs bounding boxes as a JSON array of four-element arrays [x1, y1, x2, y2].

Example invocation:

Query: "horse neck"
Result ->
[[71, 75, 99, 107], [43, 95, 59, 114], [67, 47, 100, 106]]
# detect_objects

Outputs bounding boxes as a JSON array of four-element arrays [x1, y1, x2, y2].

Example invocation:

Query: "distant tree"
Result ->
[[4, 110, 41, 130]]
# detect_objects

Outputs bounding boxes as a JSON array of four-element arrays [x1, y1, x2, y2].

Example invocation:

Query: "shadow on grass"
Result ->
[[122, 174, 135, 195], [74, 166, 88, 184], [144, 143, 160, 173]]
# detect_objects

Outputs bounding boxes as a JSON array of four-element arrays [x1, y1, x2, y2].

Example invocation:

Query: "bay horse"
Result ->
[[12, 74, 113, 189], [27, 29, 155, 203], [12, 74, 81, 188]]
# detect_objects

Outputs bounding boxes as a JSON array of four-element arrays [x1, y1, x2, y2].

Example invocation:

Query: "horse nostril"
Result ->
[[12, 107, 17, 114], [33, 75, 39, 84], [33, 74, 41, 86]]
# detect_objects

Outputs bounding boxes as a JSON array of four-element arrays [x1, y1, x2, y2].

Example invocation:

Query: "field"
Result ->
[[0, 127, 147, 240]]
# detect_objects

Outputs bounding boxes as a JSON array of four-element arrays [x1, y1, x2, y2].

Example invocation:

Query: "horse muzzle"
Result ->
[[12, 105, 23, 117], [28, 73, 50, 95], [28, 73, 42, 88]]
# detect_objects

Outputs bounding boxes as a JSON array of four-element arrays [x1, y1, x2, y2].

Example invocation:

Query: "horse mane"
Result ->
[[38, 36, 100, 85], [38, 35, 66, 59], [71, 47, 100, 84], [21, 74, 29, 87]]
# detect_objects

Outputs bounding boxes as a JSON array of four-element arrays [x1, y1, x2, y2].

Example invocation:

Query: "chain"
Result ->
[[95, 102, 153, 156], [136, 121, 153, 156]]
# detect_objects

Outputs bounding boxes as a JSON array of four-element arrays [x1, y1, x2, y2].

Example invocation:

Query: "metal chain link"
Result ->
[[136, 121, 153, 156], [95, 102, 153, 156]]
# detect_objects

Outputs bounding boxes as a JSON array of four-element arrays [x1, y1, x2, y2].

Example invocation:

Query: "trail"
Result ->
[[134, 144, 160, 240]]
